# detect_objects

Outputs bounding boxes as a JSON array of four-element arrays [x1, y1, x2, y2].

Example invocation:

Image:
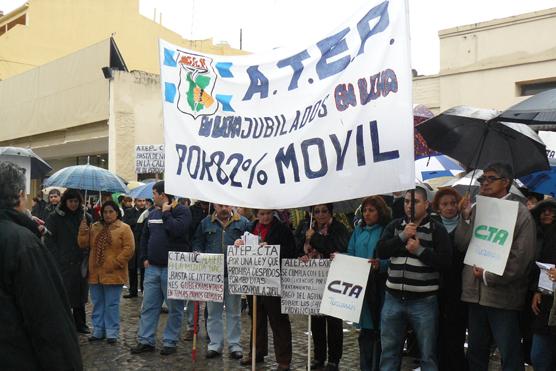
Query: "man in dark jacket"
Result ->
[[123, 197, 147, 298], [45, 188, 92, 334], [0, 162, 83, 370], [455, 163, 536, 371], [131, 181, 191, 356], [377, 186, 452, 371]]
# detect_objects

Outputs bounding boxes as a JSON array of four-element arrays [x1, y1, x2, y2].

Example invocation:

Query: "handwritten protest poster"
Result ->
[[539, 131, 556, 159], [319, 254, 370, 322], [281, 258, 330, 315], [167, 251, 224, 302], [227, 244, 281, 296], [135, 144, 164, 174], [160, 0, 414, 209], [464, 196, 519, 276]]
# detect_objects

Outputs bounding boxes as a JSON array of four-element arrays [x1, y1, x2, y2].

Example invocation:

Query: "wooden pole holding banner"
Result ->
[[308, 210, 313, 370], [192, 301, 199, 362], [307, 315, 312, 370], [410, 189, 415, 223], [252, 295, 257, 371]]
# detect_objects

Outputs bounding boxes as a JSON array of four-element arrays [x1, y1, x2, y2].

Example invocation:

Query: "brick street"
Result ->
[[80, 293, 519, 370]]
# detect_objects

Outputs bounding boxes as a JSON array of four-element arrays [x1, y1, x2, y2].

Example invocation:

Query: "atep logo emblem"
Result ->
[[175, 50, 219, 119]]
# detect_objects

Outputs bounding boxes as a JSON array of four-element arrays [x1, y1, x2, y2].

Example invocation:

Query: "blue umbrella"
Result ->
[[520, 161, 556, 197], [44, 164, 129, 193], [129, 181, 155, 200]]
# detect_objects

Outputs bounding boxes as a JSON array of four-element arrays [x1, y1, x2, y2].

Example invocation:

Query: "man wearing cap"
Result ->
[[456, 163, 536, 371], [377, 186, 452, 371]]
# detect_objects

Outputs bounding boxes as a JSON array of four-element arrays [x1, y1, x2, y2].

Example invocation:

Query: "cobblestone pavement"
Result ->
[[80, 293, 525, 370]]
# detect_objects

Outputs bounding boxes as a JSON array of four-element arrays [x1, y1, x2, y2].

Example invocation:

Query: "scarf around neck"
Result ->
[[94, 223, 112, 266], [441, 215, 459, 233]]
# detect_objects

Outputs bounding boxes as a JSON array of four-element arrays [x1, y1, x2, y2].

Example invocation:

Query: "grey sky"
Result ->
[[1, 0, 555, 75]]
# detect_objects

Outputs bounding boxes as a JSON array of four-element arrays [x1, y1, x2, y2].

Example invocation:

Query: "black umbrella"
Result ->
[[496, 88, 556, 129], [0, 146, 52, 178], [417, 106, 550, 178]]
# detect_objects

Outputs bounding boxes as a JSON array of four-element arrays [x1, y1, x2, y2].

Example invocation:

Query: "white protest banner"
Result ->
[[135, 144, 165, 174], [281, 258, 330, 315], [227, 244, 281, 296], [159, 0, 414, 209], [319, 254, 370, 322], [539, 131, 556, 159], [464, 196, 519, 276], [167, 251, 224, 302], [0, 155, 30, 194]]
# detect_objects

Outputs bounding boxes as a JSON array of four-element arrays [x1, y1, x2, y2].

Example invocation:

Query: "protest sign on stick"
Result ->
[[280, 258, 330, 315], [464, 196, 519, 276], [227, 244, 281, 296], [319, 254, 370, 322], [167, 251, 224, 302]]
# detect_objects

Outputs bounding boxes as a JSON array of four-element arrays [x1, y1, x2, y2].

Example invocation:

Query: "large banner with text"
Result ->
[[159, 0, 413, 208]]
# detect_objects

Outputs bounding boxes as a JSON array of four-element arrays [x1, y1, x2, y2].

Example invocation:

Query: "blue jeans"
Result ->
[[467, 304, 523, 371], [530, 333, 556, 371], [137, 265, 184, 347], [380, 292, 438, 371], [90, 284, 123, 339], [206, 278, 242, 353]]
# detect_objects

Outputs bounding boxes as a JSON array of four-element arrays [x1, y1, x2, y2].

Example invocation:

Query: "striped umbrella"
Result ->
[[415, 155, 464, 182]]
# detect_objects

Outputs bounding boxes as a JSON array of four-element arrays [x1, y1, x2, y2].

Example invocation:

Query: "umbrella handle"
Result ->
[[467, 128, 488, 193]]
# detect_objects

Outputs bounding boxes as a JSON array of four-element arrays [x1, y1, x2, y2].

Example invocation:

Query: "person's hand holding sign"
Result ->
[[549, 268, 556, 281], [368, 258, 380, 271], [472, 266, 484, 279]]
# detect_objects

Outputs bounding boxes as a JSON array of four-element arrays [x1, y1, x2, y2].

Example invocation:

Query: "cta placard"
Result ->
[[319, 254, 370, 322], [464, 196, 519, 276]]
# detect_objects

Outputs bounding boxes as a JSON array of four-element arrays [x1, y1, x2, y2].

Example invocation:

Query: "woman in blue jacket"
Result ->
[[347, 195, 391, 371]]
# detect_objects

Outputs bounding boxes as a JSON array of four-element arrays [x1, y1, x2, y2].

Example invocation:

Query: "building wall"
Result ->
[[110, 70, 164, 180], [413, 7, 556, 112], [0, 0, 246, 81]]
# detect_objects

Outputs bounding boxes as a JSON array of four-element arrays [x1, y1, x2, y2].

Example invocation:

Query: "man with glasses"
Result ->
[[455, 163, 536, 371], [377, 186, 452, 371]]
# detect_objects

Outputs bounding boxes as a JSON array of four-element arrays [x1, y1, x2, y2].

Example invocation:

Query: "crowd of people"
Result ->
[[2, 160, 556, 371]]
